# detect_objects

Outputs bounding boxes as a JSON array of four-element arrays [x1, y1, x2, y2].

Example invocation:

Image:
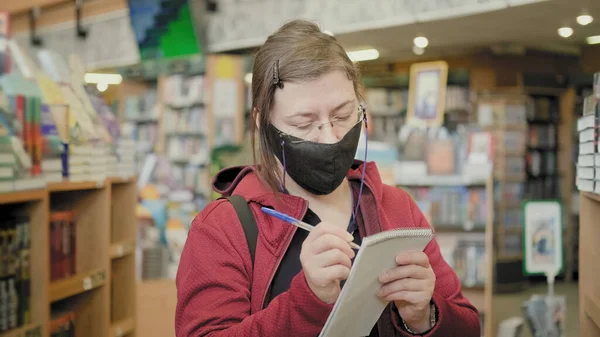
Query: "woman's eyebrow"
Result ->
[[289, 99, 354, 117]]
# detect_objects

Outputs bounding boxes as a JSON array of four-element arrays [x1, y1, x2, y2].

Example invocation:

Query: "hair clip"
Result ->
[[272, 60, 284, 89]]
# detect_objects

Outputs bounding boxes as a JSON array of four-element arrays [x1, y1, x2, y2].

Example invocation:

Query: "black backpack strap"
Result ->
[[226, 195, 258, 267]]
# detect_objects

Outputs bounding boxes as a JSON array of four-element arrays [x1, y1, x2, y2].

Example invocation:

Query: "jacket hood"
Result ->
[[212, 160, 385, 206]]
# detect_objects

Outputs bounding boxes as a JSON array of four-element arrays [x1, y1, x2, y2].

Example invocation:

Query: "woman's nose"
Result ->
[[318, 122, 339, 144]]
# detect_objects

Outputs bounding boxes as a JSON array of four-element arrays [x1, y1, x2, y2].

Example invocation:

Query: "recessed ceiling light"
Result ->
[[586, 35, 600, 45], [347, 49, 379, 62], [413, 36, 429, 49], [577, 14, 594, 26], [412, 46, 425, 55], [557, 27, 573, 38]]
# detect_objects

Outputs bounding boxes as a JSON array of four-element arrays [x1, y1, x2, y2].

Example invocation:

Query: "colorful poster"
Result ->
[[523, 200, 563, 276]]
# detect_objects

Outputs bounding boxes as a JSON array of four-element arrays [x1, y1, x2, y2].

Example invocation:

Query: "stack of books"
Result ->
[[40, 105, 64, 183], [49, 211, 76, 282], [115, 139, 137, 177], [576, 73, 600, 194], [0, 212, 32, 333], [0, 86, 45, 192]]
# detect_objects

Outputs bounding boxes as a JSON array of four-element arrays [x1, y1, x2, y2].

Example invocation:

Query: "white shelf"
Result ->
[[396, 175, 488, 187]]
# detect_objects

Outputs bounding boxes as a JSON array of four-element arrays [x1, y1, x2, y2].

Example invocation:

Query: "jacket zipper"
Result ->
[[260, 201, 309, 310]]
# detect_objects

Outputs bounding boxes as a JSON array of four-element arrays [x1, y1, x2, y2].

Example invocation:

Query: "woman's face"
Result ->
[[270, 70, 358, 144]]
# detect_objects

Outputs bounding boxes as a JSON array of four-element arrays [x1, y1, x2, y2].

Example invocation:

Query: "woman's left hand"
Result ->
[[376, 251, 436, 333]]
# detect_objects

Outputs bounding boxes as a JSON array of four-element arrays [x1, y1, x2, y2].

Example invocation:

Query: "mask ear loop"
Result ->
[[281, 139, 287, 191], [352, 113, 368, 224]]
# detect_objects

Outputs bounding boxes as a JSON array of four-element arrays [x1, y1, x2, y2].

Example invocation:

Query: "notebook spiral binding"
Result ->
[[365, 228, 434, 246]]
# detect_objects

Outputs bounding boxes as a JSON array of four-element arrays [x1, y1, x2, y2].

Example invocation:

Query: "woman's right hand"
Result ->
[[300, 222, 356, 304]]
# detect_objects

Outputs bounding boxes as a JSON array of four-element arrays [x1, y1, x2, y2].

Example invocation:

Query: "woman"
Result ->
[[176, 20, 480, 337]]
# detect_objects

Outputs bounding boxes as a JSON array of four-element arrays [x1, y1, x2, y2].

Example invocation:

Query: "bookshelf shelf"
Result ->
[[0, 189, 46, 204], [495, 254, 523, 263], [0, 323, 42, 337], [108, 176, 137, 185], [582, 191, 600, 204], [48, 180, 104, 192], [433, 226, 485, 233], [109, 317, 135, 337], [49, 268, 107, 302], [396, 176, 487, 187], [110, 241, 136, 259]]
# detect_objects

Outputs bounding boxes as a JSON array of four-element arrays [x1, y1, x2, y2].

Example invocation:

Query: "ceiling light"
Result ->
[[413, 36, 429, 49], [577, 14, 594, 26], [96, 82, 109, 92], [85, 73, 122, 85], [586, 35, 600, 45], [557, 27, 573, 38], [412, 46, 425, 55], [244, 73, 253, 85], [347, 49, 379, 62]]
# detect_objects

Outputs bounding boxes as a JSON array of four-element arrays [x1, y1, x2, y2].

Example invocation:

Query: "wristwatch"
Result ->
[[401, 301, 437, 335]]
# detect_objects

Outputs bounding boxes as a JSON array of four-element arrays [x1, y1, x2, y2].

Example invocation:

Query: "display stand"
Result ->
[[579, 191, 600, 337], [0, 177, 137, 337]]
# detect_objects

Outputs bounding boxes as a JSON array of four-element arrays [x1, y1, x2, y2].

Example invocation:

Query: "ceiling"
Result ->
[[334, 0, 600, 62]]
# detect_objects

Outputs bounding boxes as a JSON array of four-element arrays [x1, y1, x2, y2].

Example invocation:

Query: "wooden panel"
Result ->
[[10, 0, 127, 33], [0, 189, 45, 205], [581, 44, 600, 74], [48, 180, 104, 192], [111, 255, 136, 324], [137, 280, 177, 337], [110, 240, 135, 260], [3, 0, 69, 14], [111, 181, 137, 244], [109, 317, 135, 337], [49, 268, 107, 302], [580, 192, 600, 337], [74, 282, 110, 337], [28, 198, 48, 337], [558, 88, 575, 281]]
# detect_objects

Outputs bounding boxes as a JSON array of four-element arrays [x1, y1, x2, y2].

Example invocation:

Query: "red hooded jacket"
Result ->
[[175, 162, 480, 337]]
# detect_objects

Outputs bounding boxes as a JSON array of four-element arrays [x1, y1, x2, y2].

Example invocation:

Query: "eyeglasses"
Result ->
[[275, 105, 366, 143]]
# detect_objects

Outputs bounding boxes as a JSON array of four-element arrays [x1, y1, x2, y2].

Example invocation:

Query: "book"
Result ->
[[49, 211, 76, 281], [318, 228, 434, 337], [577, 154, 595, 167]]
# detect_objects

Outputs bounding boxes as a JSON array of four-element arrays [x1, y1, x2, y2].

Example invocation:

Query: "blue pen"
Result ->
[[261, 207, 361, 249]]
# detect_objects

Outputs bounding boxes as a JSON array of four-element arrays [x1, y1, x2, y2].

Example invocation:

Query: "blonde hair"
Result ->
[[250, 20, 362, 191]]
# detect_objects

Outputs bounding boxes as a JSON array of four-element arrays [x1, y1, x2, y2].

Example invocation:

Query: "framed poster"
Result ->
[[406, 61, 448, 127], [523, 200, 563, 276]]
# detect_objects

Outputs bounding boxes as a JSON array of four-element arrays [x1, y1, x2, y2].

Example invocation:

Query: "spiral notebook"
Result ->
[[319, 228, 434, 337]]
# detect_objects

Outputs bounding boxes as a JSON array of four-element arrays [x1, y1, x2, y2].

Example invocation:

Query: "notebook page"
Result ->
[[319, 228, 434, 337]]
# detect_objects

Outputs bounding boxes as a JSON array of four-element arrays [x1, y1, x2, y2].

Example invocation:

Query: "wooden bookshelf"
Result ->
[[579, 191, 600, 337], [49, 268, 107, 302], [0, 177, 136, 337], [109, 179, 138, 337], [0, 194, 48, 337], [397, 177, 494, 337]]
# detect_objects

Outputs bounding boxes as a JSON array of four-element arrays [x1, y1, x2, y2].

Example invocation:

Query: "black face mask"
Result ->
[[266, 122, 362, 195]]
